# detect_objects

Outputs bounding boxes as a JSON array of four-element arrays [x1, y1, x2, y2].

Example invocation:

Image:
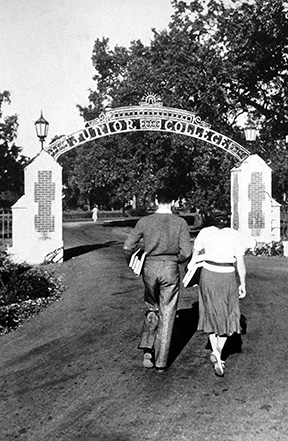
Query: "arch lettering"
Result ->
[[45, 94, 250, 163]]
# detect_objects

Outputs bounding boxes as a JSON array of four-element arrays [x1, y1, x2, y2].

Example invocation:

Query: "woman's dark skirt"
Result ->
[[198, 267, 241, 336]]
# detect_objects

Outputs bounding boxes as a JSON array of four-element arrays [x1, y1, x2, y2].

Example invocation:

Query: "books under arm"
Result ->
[[182, 254, 205, 288], [129, 249, 147, 276]]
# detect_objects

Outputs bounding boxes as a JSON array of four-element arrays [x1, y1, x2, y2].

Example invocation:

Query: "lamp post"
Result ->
[[35, 111, 49, 150], [244, 122, 258, 142]]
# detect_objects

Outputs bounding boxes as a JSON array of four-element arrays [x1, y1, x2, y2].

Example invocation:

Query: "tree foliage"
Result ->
[[63, 0, 288, 211], [0, 91, 28, 207]]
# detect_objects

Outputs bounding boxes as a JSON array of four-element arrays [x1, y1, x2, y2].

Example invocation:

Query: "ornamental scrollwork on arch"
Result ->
[[45, 93, 250, 163]]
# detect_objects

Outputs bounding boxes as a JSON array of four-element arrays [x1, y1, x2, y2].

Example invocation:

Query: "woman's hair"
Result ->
[[204, 210, 230, 229]]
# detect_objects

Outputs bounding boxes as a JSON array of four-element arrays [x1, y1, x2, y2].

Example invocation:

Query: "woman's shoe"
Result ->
[[143, 351, 154, 368], [210, 348, 225, 377]]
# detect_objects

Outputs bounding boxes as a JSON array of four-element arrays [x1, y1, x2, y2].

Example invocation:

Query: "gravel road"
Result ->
[[1, 221, 288, 441]]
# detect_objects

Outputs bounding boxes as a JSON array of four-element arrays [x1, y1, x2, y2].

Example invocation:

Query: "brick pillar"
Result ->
[[231, 154, 280, 249], [9, 151, 63, 264]]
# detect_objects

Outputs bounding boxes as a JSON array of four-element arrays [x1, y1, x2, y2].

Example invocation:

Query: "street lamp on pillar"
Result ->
[[35, 111, 49, 150], [244, 121, 257, 142]]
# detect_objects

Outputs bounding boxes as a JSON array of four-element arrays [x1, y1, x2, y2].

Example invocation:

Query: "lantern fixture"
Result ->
[[35, 111, 49, 149], [244, 122, 258, 142], [244, 112, 258, 142]]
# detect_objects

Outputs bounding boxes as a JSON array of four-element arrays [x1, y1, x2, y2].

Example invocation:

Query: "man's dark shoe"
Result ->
[[155, 366, 167, 373]]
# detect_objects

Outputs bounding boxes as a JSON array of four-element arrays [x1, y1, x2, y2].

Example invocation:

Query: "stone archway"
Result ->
[[45, 94, 250, 163], [9, 94, 279, 265]]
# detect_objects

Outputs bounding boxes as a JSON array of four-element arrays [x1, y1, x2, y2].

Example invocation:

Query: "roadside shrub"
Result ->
[[2, 267, 61, 304], [0, 248, 65, 334], [63, 209, 124, 222], [0, 248, 30, 288], [63, 210, 92, 221], [245, 241, 284, 257]]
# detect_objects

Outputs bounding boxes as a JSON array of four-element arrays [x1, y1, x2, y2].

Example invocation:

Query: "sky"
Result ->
[[1, 0, 174, 158]]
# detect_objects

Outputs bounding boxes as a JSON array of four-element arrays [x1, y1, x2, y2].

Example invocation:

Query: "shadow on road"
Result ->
[[204, 314, 247, 361], [168, 301, 199, 366], [64, 241, 118, 261], [102, 219, 139, 228], [168, 304, 248, 366]]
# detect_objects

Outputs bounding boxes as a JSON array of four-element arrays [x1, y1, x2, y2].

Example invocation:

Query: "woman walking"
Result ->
[[187, 210, 246, 377]]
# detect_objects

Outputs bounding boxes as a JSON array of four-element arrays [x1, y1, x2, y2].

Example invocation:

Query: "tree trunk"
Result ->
[[132, 195, 137, 210]]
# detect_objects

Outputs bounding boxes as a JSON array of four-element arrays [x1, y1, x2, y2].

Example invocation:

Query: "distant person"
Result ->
[[92, 205, 98, 223], [194, 208, 203, 229], [187, 210, 246, 377], [123, 188, 192, 372]]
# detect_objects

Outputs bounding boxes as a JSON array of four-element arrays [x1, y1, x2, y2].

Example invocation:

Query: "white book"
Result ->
[[183, 255, 205, 288], [129, 249, 147, 276]]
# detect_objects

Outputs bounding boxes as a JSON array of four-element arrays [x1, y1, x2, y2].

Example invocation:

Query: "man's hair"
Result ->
[[156, 188, 174, 204]]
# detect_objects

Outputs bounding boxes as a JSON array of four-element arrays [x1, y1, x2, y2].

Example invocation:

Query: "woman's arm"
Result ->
[[236, 255, 246, 298]]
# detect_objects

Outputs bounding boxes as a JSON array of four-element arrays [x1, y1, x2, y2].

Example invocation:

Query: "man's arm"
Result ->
[[187, 249, 201, 270], [186, 228, 205, 270], [123, 221, 143, 264], [177, 221, 192, 263]]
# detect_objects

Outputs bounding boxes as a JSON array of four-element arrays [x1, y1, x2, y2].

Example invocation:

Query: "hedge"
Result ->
[[63, 210, 125, 222], [0, 248, 65, 334]]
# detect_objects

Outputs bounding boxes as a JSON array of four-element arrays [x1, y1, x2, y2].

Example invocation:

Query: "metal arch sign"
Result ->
[[45, 94, 250, 162]]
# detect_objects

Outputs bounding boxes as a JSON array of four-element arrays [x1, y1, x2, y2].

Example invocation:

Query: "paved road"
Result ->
[[1, 221, 288, 441]]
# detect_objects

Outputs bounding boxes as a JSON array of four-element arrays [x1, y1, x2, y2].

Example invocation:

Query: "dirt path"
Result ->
[[1, 222, 288, 441]]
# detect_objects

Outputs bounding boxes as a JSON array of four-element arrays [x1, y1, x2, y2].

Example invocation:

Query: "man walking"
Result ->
[[123, 189, 191, 372]]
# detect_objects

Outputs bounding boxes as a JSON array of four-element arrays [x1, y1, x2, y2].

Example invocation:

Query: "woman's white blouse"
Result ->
[[194, 226, 245, 273]]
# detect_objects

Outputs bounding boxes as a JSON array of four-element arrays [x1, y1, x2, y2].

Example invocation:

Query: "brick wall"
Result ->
[[34, 170, 56, 234], [232, 172, 239, 230], [248, 172, 265, 235]]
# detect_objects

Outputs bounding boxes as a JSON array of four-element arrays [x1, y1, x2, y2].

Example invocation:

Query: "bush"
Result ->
[[63, 210, 92, 221], [63, 209, 125, 222], [245, 241, 284, 257], [0, 248, 65, 334], [2, 267, 60, 304], [126, 207, 148, 217]]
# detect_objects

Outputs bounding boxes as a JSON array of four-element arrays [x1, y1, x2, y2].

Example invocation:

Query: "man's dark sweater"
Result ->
[[123, 213, 191, 263]]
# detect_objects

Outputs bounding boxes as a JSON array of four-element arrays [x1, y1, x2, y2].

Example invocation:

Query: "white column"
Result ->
[[9, 151, 63, 264], [231, 154, 280, 249]]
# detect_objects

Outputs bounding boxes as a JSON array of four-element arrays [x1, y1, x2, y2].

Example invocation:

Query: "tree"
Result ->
[[75, 31, 235, 211], [70, 0, 288, 211], [178, 0, 288, 203], [0, 91, 28, 207]]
